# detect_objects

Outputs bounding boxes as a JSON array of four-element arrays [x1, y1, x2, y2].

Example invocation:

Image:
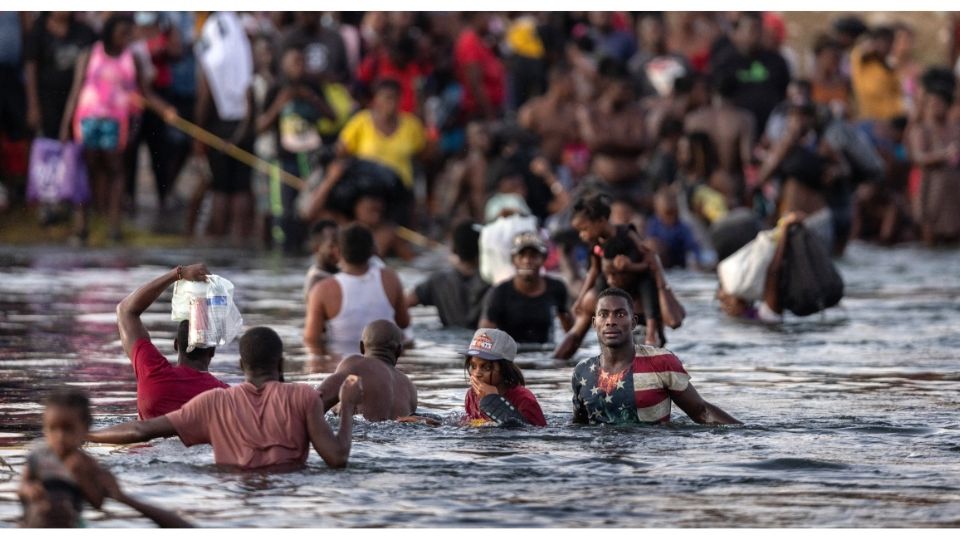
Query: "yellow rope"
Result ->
[[138, 95, 439, 249]]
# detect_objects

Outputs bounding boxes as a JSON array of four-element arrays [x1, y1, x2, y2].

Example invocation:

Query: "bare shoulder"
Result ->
[[380, 266, 403, 290], [309, 276, 340, 304], [335, 354, 367, 373]]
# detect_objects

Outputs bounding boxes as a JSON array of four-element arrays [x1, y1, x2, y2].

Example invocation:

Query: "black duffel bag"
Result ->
[[779, 223, 844, 316]]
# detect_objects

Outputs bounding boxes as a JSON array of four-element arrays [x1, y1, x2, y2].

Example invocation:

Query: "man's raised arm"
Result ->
[[117, 263, 209, 357]]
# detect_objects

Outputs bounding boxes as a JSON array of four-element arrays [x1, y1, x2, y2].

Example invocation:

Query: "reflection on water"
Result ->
[[0, 243, 959, 527]]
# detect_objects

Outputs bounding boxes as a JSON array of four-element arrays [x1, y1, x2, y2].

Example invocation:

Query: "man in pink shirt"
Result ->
[[88, 327, 362, 470], [116, 263, 229, 419]]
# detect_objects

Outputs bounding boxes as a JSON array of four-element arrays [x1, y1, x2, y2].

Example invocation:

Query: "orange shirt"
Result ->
[[167, 381, 319, 469]]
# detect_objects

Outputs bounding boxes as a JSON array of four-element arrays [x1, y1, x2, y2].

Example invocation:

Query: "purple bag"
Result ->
[[26, 138, 90, 205]]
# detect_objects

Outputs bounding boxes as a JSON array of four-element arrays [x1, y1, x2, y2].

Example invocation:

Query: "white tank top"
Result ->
[[326, 265, 395, 355]]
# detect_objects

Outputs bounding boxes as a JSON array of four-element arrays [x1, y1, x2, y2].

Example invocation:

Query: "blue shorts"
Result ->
[[79, 118, 120, 151]]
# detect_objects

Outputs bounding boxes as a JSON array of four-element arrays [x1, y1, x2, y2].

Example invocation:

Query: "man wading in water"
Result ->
[[572, 288, 741, 425], [318, 320, 418, 422], [88, 327, 362, 471], [117, 263, 229, 419]]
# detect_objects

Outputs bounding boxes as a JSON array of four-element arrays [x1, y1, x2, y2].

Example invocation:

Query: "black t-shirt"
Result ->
[[23, 17, 95, 135], [709, 46, 790, 137], [414, 267, 490, 329], [482, 277, 569, 343]]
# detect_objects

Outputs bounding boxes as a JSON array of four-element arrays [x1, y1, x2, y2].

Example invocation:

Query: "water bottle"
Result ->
[[206, 288, 229, 347]]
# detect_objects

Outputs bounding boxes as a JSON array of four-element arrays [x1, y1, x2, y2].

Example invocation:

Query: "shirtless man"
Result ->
[[518, 65, 580, 166], [684, 73, 755, 203], [318, 320, 417, 421], [576, 65, 647, 215]]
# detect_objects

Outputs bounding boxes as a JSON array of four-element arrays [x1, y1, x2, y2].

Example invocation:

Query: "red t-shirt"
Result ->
[[166, 382, 319, 470], [356, 51, 427, 114], [454, 29, 505, 117], [464, 385, 547, 426], [130, 338, 229, 420]]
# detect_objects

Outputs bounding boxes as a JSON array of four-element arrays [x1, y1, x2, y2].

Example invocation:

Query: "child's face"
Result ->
[[43, 406, 87, 460], [468, 358, 503, 388], [571, 213, 606, 244]]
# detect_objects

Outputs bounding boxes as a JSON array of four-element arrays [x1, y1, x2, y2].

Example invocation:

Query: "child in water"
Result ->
[[17, 388, 191, 528], [462, 328, 547, 427]]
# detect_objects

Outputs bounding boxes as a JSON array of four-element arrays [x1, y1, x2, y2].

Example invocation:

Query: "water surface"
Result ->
[[0, 243, 958, 527]]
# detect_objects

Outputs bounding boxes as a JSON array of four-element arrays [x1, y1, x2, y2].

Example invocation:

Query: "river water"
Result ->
[[0, 242, 958, 527]]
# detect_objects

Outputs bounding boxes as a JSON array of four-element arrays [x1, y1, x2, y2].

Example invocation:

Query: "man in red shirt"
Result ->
[[89, 327, 362, 471], [116, 263, 229, 419], [455, 13, 506, 121]]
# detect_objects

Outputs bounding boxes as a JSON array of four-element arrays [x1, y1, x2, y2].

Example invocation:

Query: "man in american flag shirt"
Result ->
[[573, 287, 741, 425]]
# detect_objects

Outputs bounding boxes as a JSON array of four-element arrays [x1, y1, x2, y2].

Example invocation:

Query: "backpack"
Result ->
[[779, 224, 844, 316]]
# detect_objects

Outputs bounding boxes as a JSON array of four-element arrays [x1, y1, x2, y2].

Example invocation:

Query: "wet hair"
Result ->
[[101, 13, 134, 52], [452, 221, 481, 263], [374, 78, 403, 96], [463, 357, 526, 388], [43, 388, 92, 429], [310, 219, 338, 239], [239, 326, 283, 375], [572, 194, 611, 221], [339, 223, 375, 265], [601, 231, 641, 261], [176, 320, 215, 361], [596, 287, 635, 314]]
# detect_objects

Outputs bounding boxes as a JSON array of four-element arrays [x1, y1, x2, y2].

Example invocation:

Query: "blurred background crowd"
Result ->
[[1, 11, 960, 259]]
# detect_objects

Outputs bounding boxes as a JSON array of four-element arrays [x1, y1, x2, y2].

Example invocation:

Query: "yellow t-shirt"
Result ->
[[851, 45, 904, 121], [338, 110, 425, 189]]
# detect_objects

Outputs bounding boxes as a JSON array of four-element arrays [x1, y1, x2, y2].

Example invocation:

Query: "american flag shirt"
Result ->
[[572, 345, 691, 424]]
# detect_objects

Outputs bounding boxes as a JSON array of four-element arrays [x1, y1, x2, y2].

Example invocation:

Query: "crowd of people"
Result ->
[[8, 9, 960, 527], [19, 259, 739, 527], [2, 11, 959, 252]]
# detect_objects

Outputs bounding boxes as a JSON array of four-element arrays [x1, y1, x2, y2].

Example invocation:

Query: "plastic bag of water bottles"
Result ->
[[170, 274, 243, 352]]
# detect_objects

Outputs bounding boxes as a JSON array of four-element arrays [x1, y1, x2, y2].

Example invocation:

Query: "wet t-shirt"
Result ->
[[167, 381, 319, 470], [572, 346, 690, 424], [413, 267, 489, 329], [464, 385, 547, 427], [481, 277, 569, 343], [130, 339, 229, 420]]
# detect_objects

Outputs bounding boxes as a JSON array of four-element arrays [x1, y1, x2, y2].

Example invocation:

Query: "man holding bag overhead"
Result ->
[[116, 263, 228, 419]]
